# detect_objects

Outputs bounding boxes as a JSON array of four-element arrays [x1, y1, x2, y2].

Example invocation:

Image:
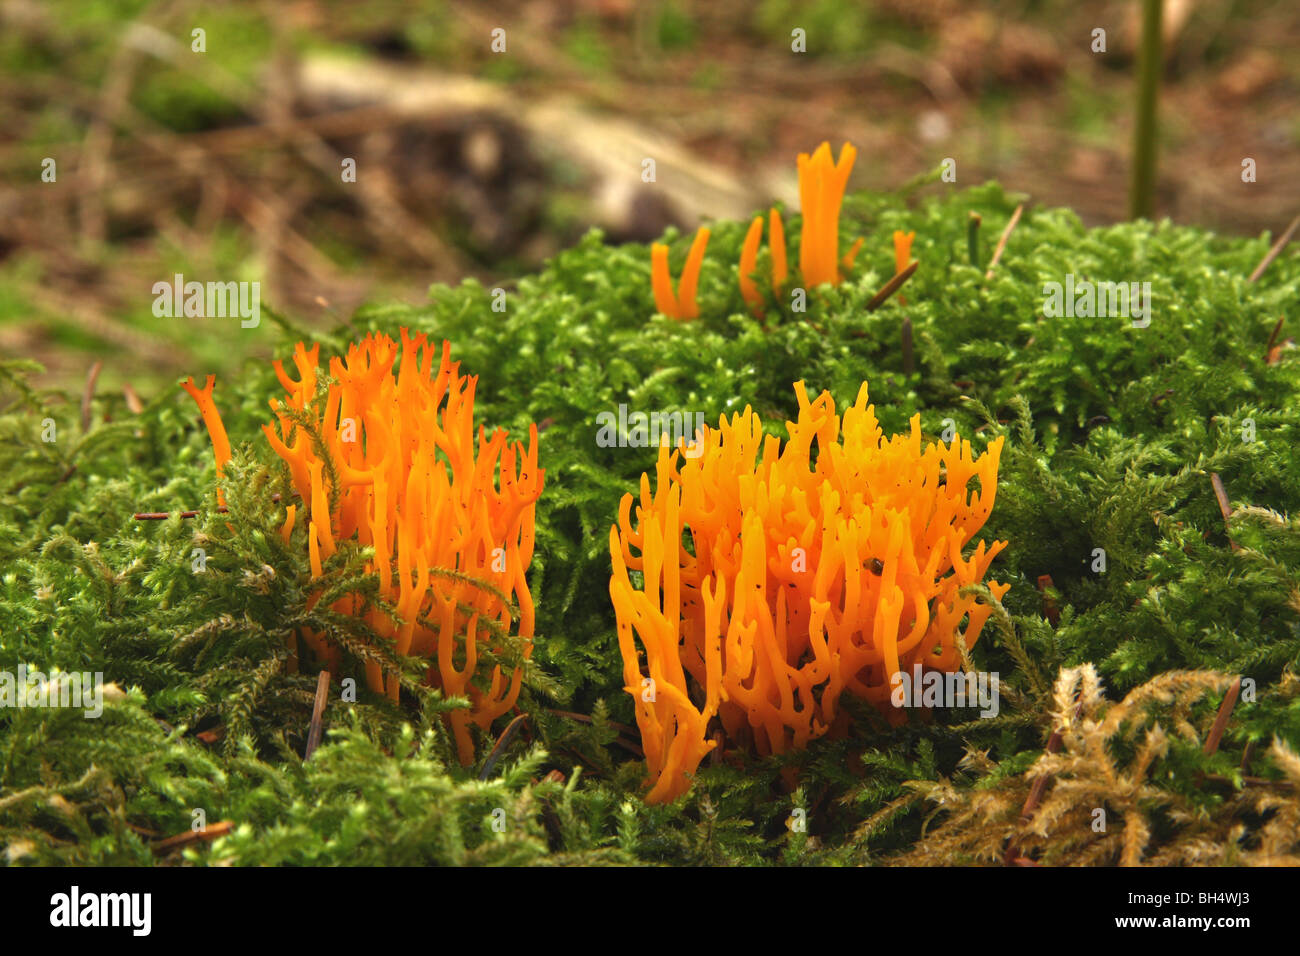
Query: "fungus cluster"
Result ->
[[185, 330, 544, 765], [654, 141, 867, 320], [608, 381, 1008, 803]]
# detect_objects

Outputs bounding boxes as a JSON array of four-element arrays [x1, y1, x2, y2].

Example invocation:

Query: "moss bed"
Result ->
[[2, 182, 1299, 866]]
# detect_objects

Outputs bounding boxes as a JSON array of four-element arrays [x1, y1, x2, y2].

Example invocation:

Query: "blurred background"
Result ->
[[1, 0, 1297, 395]]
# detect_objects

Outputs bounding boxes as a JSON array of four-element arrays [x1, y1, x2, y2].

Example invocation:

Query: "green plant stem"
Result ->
[[1130, 0, 1163, 220]]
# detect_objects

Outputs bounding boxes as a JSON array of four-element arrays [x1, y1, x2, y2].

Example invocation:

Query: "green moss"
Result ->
[[3, 183, 1299, 865]]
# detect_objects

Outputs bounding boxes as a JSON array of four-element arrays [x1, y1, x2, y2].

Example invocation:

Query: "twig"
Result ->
[[80, 361, 102, 433], [122, 382, 144, 414], [545, 708, 638, 737], [1210, 472, 1239, 551], [866, 260, 919, 312], [133, 491, 296, 520], [1249, 214, 1300, 282], [1036, 574, 1060, 627], [1005, 702, 1082, 865], [304, 669, 331, 760], [967, 212, 981, 268], [1202, 677, 1241, 757], [611, 737, 645, 758], [1265, 316, 1285, 354], [1265, 316, 1285, 364], [984, 204, 1023, 279], [478, 713, 529, 780], [151, 820, 234, 855], [135, 506, 227, 520], [1130, 0, 1163, 219]]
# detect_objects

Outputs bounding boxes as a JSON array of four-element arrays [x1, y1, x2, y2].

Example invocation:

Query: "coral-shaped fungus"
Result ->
[[893, 229, 916, 305], [796, 141, 862, 287], [661, 142, 867, 320], [739, 208, 788, 314], [893, 230, 916, 276], [609, 382, 1008, 803], [737, 142, 866, 304], [184, 330, 544, 765], [651, 227, 711, 320]]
